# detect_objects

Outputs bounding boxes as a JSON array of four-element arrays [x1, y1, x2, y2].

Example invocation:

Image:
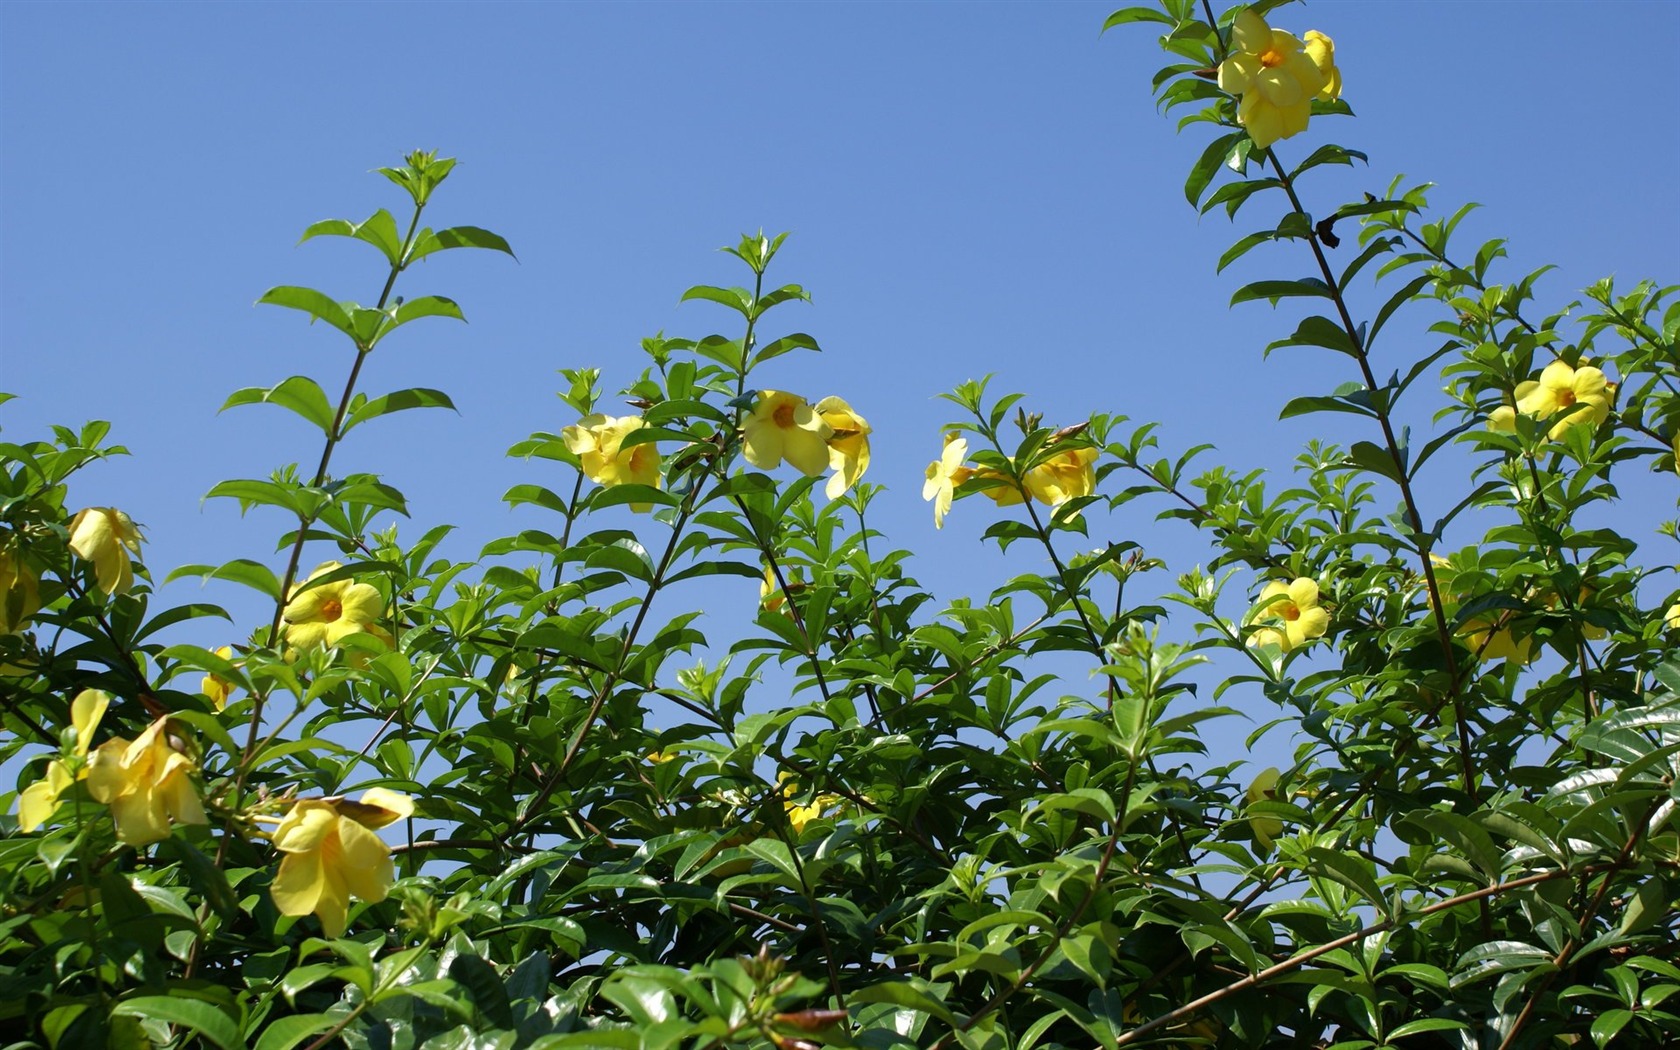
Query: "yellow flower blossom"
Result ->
[[1216, 9, 1336, 150], [1428, 555, 1535, 666], [1246, 767, 1283, 851], [561, 414, 662, 510], [0, 543, 41, 634], [282, 562, 392, 653], [1487, 404, 1518, 433], [16, 689, 109, 832], [922, 435, 971, 529], [743, 391, 834, 477], [1024, 447, 1100, 508], [814, 396, 872, 499], [85, 715, 207, 846], [67, 507, 144, 596], [1664, 602, 1680, 631], [1513, 361, 1611, 440], [972, 466, 1026, 506], [1247, 577, 1329, 653], [778, 773, 842, 834], [201, 646, 237, 710], [647, 750, 677, 764], [270, 788, 413, 939]]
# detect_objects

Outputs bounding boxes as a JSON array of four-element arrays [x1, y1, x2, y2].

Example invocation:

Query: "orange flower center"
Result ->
[[320, 599, 343, 622], [773, 402, 797, 428], [1557, 389, 1577, 407], [1259, 47, 1285, 68], [1282, 604, 1300, 621]]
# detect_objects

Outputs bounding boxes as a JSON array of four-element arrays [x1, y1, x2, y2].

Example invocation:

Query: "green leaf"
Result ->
[[1265, 315, 1357, 358], [165, 559, 283, 601], [753, 332, 820, 367], [300, 208, 403, 265], [252, 1014, 341, 1050], [256, 286, 356, 340], [1278, 394, 1376, 421], [850, 981, 962, 1027], [679, 285, 752, 317], [1101, 6, 1173, 31], [1346, 441, 1403, 483], [221, 376, 337, 434], [1185, 132, 1245, 208], [407, 225, 517, 265], [1230, 278, 1333, 306], [449, 954, 516, 1029], [110, 996, 240, 1050], [133, 602, 229, 643], [1590, 1009, 1634, 1048], [343, 387, 457, 434], [392, 295, 466, 327], [1304, 847, 1388, 915]]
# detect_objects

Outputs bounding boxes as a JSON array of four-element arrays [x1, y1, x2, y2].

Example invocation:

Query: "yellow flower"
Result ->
[[972, 466, 1026, 506], [1664, 602, 1680, 631], [1303, 30, 1340, 100], [85, 716, 207, 846], [778, 772, 842, 834], [1429, 555, 1535, 666], [16, 689, 109, 832], [814, 396, 872, 499], [1513, 361, 1610, 439], [1216, 9, 1335, 150], [1246, 577, 1329, 653], [561, 414, 663, 510], [743, 391, 833, 477], [283, 562, 392, 653], [1487, 404, 1518, 432], [647, 750, 677, 764], [1024, 447, 1099, 508], [201, 646, 237, 710], [1246, 767, 1283, 851], [0, 543, 41, 634], [922, 435, 970, 529], [270, 788, 413, 939], [67, 507, 144, 595]]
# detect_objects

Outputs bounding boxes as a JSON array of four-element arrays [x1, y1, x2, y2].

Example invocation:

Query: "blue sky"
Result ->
[[3, 1, 1677, 765]]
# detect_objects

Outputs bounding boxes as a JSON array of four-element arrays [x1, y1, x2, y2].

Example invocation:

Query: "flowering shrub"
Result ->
[[3, 3, 1679, 1048]]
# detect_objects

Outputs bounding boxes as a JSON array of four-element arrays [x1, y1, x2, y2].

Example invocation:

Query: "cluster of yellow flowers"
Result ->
[[1245, 577, 1329, 654], [17, 689, 206, 846], [1488, 360, 1612, 440], [1217, 9, 1340, 151], [561, 392, 873, 509], [921, 434, 1100, 528]]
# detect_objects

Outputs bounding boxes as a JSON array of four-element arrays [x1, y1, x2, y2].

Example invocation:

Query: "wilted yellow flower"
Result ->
[[743, 391, 833, 477], [1247, 578, 1329, 653], [1514, 361, 1611, 440], [760, 564, 804, 619], [270, 788, 413, 939], [561, 414, 662, 510], [1024, 447, 1100, 508], [16, 689, 110, 832], [86, 716, 207, 846], [922, 435, 971, 529], [283, 563, 392, 653], [1216, 9, 1337, 150], [814, 396, 872, 499], [67, 507, 144, 595], [201, 646, 237, 710], [1246, 767, 1283, 851], [0, 543, 41, 634]]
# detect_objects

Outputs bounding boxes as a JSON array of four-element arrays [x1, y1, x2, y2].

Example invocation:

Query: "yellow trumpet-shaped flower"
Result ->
[[972, 466, 1027, 506], [760, 564, 805, 619], [1024, 447, 1100, 508], [85, 715, 207, 846], [743, 391, 834, 477], [201, 646, 237, 710], [0, 543, 41, 634], [1246, 767, 1283, 851], [16, 689, 110, 832], [814, 396, 872, 499], [270, 788, 414, 939], [1514, 361, 1611, 440], [561, 414, 663, 510], [922, 435, 971, 529], [283, 562, 393, 653], [1216, 9, 1336, 150], [778, 772, 843, 834], [1663, 602, 1679, 632], [67, 507, 144, 596], [1247, 577, 1329, 653]]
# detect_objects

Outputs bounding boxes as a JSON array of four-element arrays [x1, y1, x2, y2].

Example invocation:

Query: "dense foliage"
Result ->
[[4, 3, 1678, 1048]]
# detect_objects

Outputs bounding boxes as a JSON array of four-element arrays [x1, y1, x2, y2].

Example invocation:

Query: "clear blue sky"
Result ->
[[3, 1, 1676, 761]]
